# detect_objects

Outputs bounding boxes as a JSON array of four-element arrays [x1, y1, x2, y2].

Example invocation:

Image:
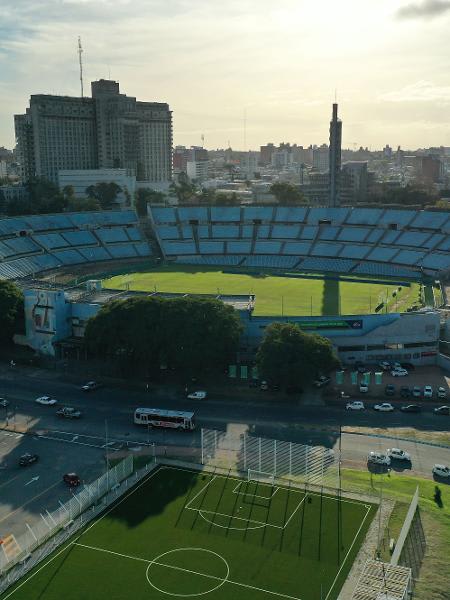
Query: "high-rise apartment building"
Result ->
[[329, 103, 342, 207], [15, 79, 172, 185]]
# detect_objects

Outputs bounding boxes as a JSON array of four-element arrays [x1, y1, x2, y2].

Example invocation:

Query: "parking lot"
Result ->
[[0, 430, 106, 542]]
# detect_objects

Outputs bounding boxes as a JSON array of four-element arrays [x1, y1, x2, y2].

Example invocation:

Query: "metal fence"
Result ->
[[390, 485, 419, 566], [201, 428, 339, 489], [0, 455, 134, 578]]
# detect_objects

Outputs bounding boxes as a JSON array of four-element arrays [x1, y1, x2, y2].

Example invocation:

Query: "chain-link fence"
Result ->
[[0, 455, 134, 579]]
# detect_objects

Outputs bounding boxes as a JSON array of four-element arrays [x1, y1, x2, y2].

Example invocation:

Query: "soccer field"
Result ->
[[103, 265, 421, 316], [3, 467, 376, 600]]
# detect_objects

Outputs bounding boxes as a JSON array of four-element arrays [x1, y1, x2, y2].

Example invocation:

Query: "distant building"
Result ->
[[329, 103, 342, 207], [15, 79, 172, 185], [341, 161, 369, 204], [58, 169, 136, 206], [239, 152, 259, 178], [186, 160, 209, 182], [312, 145, 329, 172], [0, 161, 7, 178], [260, 143, 276, 166], [416, 155, 442, 183]]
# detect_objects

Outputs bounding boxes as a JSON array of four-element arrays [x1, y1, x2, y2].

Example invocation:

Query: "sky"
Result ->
[[1, 0, 450, 151]]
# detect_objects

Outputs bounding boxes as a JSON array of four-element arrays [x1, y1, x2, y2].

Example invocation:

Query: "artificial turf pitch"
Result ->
[[104, 265, 420, 317], [2, 466, 376, 600]]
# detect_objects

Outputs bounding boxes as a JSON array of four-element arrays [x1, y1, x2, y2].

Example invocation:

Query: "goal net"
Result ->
[[248, 469, 275, 486]]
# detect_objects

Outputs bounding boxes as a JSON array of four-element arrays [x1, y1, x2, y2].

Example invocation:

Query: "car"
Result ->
[[385, 384, 396, 396], [412, 386, 421, 398], [313, 376, 331, 388], [0, 398, 9, 408], [434, 405, 450, 415], [186, 390, 207, 400], [260, 381, 269, 391], [400, 386, 410, 398], [374, 403, 395, 412], [378, 361, 391, 371], [63, 473, 81, 487], [81, 380, 102, 392], [387, 448, 411, 461], [346, 401, 365, 410], [356, 364, 370, 374], [391, 368, 408, 377], [437, 386, 447, 399], [359, 382, 369, 393], [56, 407, 82, 419], [367, 452, 391, 466], [392, 362, 402, 370], [432, 464, 450, 478], [400, 404, 421, 413], [35, 396, 57, 406], [423, 385, 433, 398], [19, 453, 39, 467]]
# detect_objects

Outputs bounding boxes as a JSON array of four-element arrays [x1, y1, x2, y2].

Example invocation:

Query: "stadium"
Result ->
[[2, 204, 445, 365]]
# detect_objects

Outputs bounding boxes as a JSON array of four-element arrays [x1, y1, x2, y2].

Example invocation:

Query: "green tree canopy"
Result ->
[[7, 177, 68, 216], [0, 280, 24, 343], [135, 188, 166, 216], [270, 182, 306, 205], [85, 296, 243, 376], [256, 322, 339, 389], [86, 182, 122, 209]]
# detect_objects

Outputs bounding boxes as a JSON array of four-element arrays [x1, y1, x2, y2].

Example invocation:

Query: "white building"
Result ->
[[58, 169, 136, 206], [186, 160, 209, 182]]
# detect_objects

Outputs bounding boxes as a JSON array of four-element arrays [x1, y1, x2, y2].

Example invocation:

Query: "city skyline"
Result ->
[[2, 0, 450, 151]]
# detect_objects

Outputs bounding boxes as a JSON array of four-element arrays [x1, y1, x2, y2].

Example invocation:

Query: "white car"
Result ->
[[35, 396, 57, 406], [391, 369, 408, 377], [379, 361, 391, 371], [359, 382, 369, 393], [187, 390, 207, 400], [374, 403, 395, 412], [432, 464, 450, 478], [423, 385, 433, 398], [346, 401, 365, 410], [437, 386, 447, 399], [368, 452, 391, 466], [387, 448, 411, 461]]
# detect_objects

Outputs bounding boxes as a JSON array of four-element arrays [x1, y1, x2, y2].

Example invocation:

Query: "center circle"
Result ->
[[146, 547, 230, 597]]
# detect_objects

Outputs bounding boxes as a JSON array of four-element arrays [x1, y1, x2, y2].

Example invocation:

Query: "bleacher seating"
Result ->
[[243, 256, 299, 269], [175, 255, 244, 266], [298, 257, 356, 273]]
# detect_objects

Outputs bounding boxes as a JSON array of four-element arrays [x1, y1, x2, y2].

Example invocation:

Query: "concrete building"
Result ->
[[186, 160, 209, 182], [239, 152, 259, 178], [260, 143, 275, 166], [329, 103, 342, 207], [58, 169, 136, 205], [15, 79, 172, 186], [340, 161, 369, 204], [312, 145, 329, 172]]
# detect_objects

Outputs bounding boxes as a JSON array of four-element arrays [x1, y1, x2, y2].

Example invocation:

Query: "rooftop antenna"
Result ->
[[201, 133, 205, 148], [78, 36, 84, 98]]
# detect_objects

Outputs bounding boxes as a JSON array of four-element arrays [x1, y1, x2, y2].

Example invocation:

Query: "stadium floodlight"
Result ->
[[247, 469, 275, 486]]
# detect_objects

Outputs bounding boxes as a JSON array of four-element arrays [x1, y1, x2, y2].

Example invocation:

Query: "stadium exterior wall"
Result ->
[[23, 286, 440, 365]]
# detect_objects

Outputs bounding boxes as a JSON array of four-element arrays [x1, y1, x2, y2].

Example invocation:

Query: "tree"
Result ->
[[84, 296, 243, 376], [6, 177, 67, 216], [135, 188, 166, 216], [66, 196, 101, 212], [169, 178, 196, 203], [0, 281, 24, 344], [256, 322, 340, 389], [270, 182, 306, 205], [86, 182, 122, 209]]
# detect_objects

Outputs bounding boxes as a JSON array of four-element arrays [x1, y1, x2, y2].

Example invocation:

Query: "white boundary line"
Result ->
[[282, 493, 308, 529], [73, 541, 303, 600], [184, 475, 217, 511], [232, 480, 280, 501], [324, 504, 372, 600], [194, 508, 284, 530]]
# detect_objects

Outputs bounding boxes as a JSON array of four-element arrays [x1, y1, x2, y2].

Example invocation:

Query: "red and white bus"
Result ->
[[133, 408, 195, 431]]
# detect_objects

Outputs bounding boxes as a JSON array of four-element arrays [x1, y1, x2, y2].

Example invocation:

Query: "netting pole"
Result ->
[[201, 428, 204, 465]]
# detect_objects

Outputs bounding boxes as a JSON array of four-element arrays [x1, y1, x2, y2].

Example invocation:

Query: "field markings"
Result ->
[[323, 503, 372, 600], [74, 541, 303, 600], [232, 480, 280, 500]]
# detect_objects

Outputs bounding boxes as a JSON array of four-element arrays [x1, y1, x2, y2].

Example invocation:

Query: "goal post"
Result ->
[[247, 469, 275, 486]]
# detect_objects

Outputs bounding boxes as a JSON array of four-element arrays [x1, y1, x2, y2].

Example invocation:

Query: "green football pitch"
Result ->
[[103, 265, 421, 316], [2, 466, 376, 600]]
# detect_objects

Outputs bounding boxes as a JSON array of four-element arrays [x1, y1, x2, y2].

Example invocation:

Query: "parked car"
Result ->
[[374, 403, 395, 412], [356, 363, 370, 374], [387, 448, 411, 461], [434, 405, 450, 415], [81, 381, 102, 392], [63, 473, 81, 487], [56, 407, 82, 419], [412, 386, 422, 398], [313, 376, 331, 388], [391, 368, 408, 377], [359, 382, 369, 393], [346, 401, 365, 410], [385, 384, 396, 396], [400, 404, 421, 413], [35, 396, 57, 406], [368, 452, 391, 466], [19, 453, 39, 467], [400, 386, 410, 398], [0, 398, 9, 408], [187, 390, 207, 400], [392, 362, 402, 370], [432, 464, 450, 478], [423, 385, 433, 398], [379, 361, 391, 371], [437, 387, 447, 399]]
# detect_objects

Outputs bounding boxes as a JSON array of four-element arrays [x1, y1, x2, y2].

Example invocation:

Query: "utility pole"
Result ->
[[78, 36, 84, 98]]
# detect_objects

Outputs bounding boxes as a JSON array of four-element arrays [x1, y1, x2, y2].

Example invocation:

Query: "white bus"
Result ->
[[133, 408, 195, 431]]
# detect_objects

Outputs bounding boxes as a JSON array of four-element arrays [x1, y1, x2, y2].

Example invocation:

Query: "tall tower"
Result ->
[[329, 103, 342, 207]]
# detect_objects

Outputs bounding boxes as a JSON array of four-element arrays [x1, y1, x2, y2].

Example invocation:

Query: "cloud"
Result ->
[[396, 0, 450, 19], [380, 80, 450, 102]]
